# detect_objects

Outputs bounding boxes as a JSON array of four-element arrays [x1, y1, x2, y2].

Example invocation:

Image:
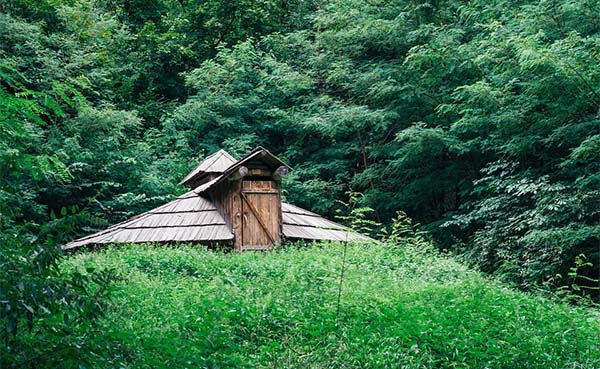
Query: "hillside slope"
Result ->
[[52, 242, 600, 368]]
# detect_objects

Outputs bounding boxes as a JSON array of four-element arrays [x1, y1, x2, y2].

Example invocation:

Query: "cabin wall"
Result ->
[[207, 180, 242, 248]]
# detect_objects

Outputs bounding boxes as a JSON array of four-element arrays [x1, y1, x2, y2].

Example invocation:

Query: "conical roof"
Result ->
[[63, 195, 369, 249], [180, 149, 236, 186], [64, 146, 372, 250]]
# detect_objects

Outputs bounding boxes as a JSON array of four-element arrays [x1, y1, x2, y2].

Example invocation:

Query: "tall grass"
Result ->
[[58, 241, 600, 369]]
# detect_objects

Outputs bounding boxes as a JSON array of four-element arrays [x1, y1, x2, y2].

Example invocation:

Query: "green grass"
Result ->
[[61, 241, 599, 369]]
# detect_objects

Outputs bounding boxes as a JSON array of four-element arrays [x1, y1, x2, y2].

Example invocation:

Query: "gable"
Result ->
[[192, 146, 291, 195]]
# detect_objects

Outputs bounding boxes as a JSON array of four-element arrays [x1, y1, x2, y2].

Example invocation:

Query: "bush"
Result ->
[[0, 224, 113, 369]]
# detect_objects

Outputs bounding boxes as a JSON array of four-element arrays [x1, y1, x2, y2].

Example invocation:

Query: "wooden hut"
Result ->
[[64, 147, 369, 251]]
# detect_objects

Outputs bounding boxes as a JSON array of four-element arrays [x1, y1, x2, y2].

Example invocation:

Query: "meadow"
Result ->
[[44, 240, 600, 369]]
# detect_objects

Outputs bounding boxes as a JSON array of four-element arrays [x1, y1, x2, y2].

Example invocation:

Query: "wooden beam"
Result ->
[[228, 166, 248, 181], [272, 165, 289, 181]]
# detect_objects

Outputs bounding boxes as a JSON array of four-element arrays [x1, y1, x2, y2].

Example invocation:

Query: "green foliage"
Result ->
[[389, 210, 427, 245], [0, 223, 114, 368], [554, 254, 600, 306], [0, 47, 113, 368], [445, 162, 600, 290], [1, 0, 599, 328], [49, 242, 600, 368], [335, 190, 382, 238]]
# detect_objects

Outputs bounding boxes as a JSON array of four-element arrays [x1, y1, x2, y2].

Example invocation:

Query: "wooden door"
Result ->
[[241, 180, 281, 250]]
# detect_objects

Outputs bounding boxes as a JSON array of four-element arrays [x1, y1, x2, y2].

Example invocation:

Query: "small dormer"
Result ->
[[195, 147, 291, 251], [179, 149, 237, 189]]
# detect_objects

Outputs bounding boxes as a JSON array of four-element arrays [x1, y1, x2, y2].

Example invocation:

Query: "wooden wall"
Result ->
[[207, 179, 241, 248]]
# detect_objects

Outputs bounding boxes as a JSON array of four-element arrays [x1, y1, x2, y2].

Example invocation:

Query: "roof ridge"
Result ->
[[201, 149, 229, 171], [216, 149, 236, 162]]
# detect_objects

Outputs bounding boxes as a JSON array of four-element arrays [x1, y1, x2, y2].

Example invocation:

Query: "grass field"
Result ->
[[57, 240, 599, 369]]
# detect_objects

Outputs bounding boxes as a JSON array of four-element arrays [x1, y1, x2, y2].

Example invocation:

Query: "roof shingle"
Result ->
[[63, 193, 233, 249]]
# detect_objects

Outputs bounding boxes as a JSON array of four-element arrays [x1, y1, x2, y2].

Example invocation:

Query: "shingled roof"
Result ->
[[64, 191, 233, 249], [179, 149, 237, 187], [282, 203, 369, 242], [64, 148, 370, 250]]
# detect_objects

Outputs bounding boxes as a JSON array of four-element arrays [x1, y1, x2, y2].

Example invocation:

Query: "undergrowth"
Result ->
[[55, 240, 600, 369]]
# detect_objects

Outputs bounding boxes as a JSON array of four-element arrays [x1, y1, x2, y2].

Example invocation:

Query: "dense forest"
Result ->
[[1, 0, 599, 364]]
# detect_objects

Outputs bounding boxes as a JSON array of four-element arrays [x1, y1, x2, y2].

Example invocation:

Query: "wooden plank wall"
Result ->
[[241, 180, 281, 250], [207, 180, 241, 248], [208, 171, 283, 251]]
